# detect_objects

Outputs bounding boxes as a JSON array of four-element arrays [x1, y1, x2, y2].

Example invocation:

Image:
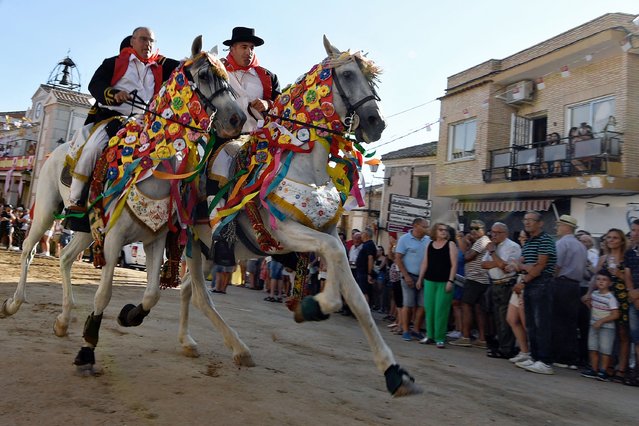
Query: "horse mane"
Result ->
[[322, 51, 382, 85], [186, 51, 230, 82]]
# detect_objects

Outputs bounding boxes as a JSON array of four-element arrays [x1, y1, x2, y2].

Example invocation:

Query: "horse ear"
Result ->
[[323, 35, 340, 57], [192, 35, 203, 57], [209, 45, 219, 56]]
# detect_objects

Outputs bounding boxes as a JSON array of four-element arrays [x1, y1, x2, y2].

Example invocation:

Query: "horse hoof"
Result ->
[[182, 346, 200, 358], [74, 363, 102, 377], [233, 351, 255, 367], [74, 346, 95, 366], [385, 364, 422, 397], [300, 297, 330, 322], [53, 317, 68, 337], [117, 304, 136, 327], [393, 381, 424, 397], [0, 299, 13, 318], [118, 303, 149, 327], [293, 304, 305, 323]]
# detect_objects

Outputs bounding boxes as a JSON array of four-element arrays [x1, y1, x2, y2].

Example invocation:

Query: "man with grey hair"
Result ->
[[482, 222, 521, 358], [66, 27, 180, 217], [451, 219, 491, 348]]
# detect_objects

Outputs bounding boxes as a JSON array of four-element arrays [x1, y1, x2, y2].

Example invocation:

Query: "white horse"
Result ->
[[178, 37, 422, 397], [0, 36, 248, 367]]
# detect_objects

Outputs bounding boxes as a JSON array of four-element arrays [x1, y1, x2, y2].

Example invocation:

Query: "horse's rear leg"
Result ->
[[0, 203, 58, 318], [177, 272, 199, 357], [55, 232, 93, 336], [186, 241, 254, 366]]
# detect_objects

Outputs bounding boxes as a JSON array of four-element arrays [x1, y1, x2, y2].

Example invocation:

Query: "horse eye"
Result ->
[[341, 70, 353, 79], [198, 70, 210, 82]]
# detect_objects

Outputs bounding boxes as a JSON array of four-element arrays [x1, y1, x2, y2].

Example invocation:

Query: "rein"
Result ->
[[121, 60, 233, 134], [331, 69, 380, 118], [265, 60, 380, 140], [264, 113, 351, 137]]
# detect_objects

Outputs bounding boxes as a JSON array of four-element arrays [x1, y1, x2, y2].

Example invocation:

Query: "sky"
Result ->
[[1, 0, 637, 181]]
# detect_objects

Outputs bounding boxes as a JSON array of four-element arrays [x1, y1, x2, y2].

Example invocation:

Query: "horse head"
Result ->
[[187, 36, 246, 139], [323, 36, 386, 143]]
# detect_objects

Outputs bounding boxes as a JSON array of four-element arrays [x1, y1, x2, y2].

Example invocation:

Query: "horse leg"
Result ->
[[0, 196, 59, 318], [275, 223, 422, 396], [186, 241, 254, 366], [273, 227, 345, 317], [117, 234, 166, 327], [177, 271, 200, 357], [54, 232, 93, 336], [73, 235, 121, 373]]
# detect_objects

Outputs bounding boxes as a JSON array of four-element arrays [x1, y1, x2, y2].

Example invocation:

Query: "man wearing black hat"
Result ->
[[222, 26, 280, 133], [205, 27, 281, 266]]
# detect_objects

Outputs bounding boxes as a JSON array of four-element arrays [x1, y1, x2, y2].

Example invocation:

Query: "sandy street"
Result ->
[[0, 249, 637, 425]]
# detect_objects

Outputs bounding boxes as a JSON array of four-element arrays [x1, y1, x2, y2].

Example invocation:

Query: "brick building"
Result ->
[[436, 12, 639, 235]]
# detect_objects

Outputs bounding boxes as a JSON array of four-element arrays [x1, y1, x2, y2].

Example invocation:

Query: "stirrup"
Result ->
[[64, 204, 87, 215], [63, 204, 90, 233]]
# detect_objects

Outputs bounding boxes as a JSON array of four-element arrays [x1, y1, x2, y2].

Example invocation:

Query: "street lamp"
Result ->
[[621, 15, 639, 52], [365, 158, 381, 173]]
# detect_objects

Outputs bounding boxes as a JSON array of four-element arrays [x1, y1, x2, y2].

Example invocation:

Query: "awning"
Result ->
[[450, 199, 554, 213]]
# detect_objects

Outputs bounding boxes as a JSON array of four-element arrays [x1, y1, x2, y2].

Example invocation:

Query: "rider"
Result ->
[[208, 27, 281, 265], [221, 26, 280, 132], [66, 27, 180, 215]]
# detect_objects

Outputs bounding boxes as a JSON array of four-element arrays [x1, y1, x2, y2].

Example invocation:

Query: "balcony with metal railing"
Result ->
[[482, 133, 623, 183]]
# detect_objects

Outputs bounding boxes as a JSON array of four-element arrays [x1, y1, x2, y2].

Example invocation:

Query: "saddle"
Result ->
[[61, 117, 125, 233]]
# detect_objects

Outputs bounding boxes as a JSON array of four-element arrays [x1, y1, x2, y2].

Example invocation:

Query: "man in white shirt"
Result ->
[[67, 27, 179, 215], [481, 222, 521, 358], [222, 27, 280, 133]]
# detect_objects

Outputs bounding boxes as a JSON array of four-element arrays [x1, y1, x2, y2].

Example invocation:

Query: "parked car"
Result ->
[[119, 242, 146, 270]]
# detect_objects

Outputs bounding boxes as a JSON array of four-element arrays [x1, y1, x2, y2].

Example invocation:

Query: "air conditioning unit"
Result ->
[[505, 80, 534, 105]]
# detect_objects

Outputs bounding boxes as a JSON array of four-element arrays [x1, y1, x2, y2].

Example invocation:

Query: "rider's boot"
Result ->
[[208, 196, 236, 267], [63, 178, 90, 232], [66, 177, 88, 213]]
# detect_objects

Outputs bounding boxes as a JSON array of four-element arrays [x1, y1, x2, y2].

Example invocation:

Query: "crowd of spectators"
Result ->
[[0, 203, 30, 251], [7, 193, 638, 387], [371, 213, 639, 385], [0, 203, 77, 258], [246, 213, 639, 387]]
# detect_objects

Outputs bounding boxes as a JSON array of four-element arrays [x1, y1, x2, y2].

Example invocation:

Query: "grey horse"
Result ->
[[1, 36, 246, 370], [178, 37, 422, 397]]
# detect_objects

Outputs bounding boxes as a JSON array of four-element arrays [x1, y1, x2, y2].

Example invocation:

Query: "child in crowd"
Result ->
[[581, 270, 619, 381]]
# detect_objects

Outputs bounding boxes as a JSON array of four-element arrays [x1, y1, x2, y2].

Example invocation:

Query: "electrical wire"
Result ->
[[385, 99, 438, 118]]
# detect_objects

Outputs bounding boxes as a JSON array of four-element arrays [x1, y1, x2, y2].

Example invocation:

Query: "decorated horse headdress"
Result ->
[[89, 51, 237, 244]]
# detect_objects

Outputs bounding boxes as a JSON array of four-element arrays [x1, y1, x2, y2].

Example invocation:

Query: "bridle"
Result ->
[[183, 60, 232, 120], [331, 60, 380, 131], [266, 58, 380, 138]]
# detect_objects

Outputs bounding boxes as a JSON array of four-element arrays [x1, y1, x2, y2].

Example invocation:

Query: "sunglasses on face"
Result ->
[[470, 226, 482, 231]]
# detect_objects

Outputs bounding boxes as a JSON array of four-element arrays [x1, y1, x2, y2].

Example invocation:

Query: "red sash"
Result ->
[[224, 54, 273, 101], [112, 48, 163, 94]]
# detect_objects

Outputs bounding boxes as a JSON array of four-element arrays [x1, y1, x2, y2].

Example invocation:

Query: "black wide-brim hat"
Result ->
[[223, 26, 264, 47]]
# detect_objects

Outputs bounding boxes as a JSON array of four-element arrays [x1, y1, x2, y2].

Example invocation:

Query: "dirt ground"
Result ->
[[0, 249, 637, 426]]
